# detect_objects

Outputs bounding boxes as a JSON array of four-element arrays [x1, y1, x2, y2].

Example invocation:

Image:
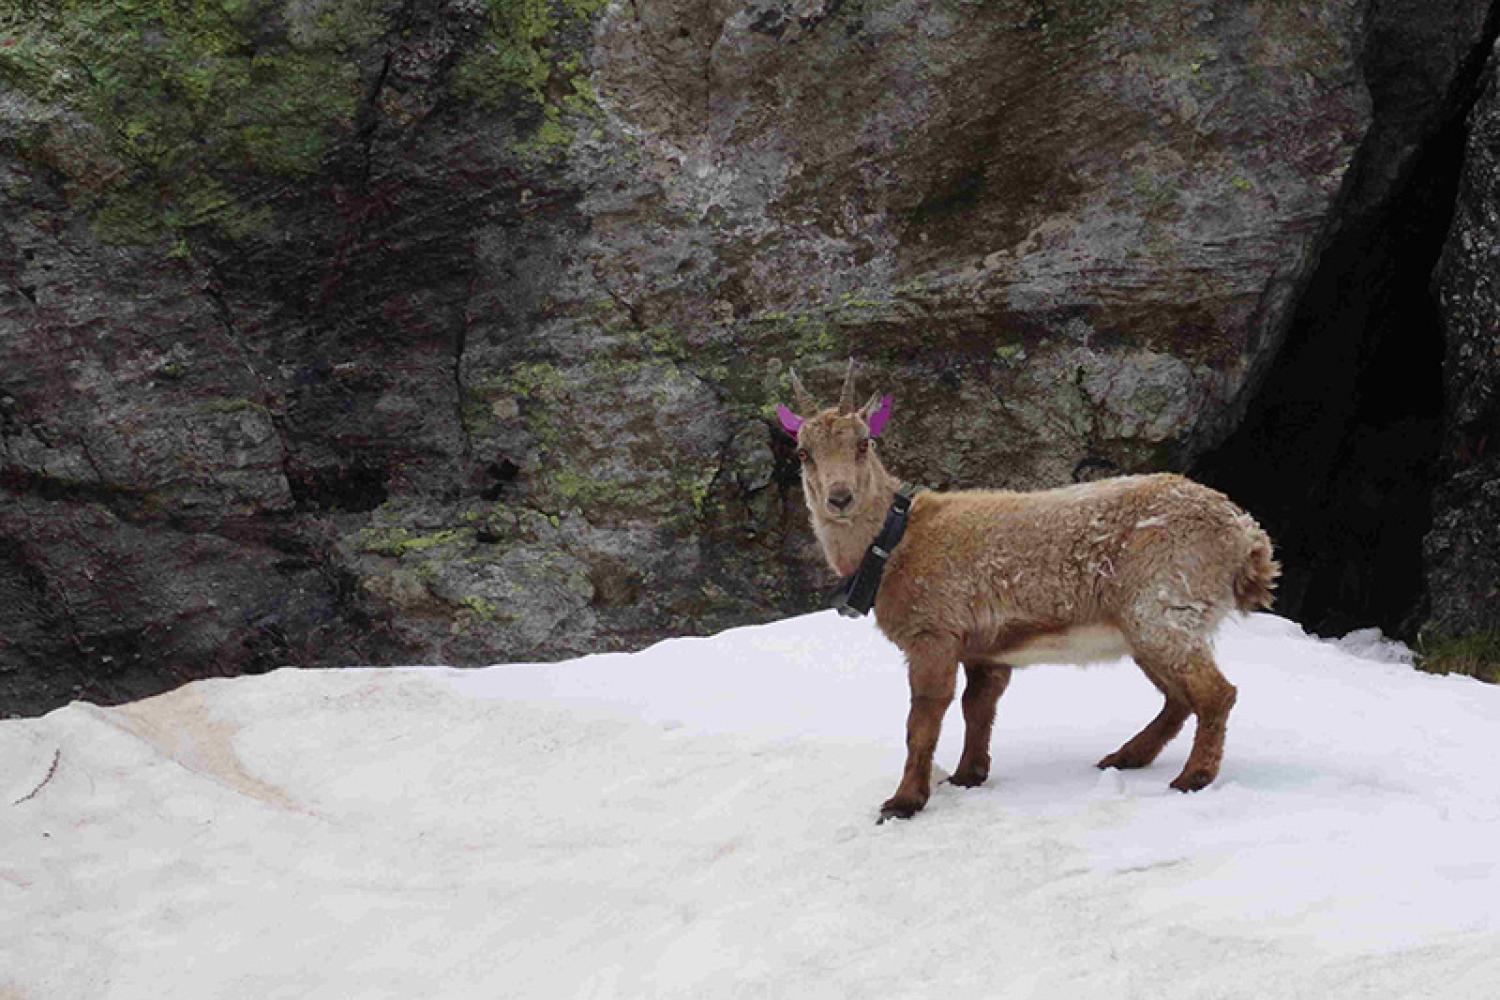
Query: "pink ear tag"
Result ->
[[776, 404, 804, 438], [866, 395, 893, 437]]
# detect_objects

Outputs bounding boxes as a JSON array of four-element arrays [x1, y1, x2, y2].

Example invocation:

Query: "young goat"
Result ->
[[778, 362, 1280, 821]]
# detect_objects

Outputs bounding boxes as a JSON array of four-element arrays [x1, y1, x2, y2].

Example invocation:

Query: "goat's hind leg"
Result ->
[[951, 660, 1012, 788], [1171, 651, 1237, 792], [1097, 663, 1189, 771], [1116, 641, 1236, 791], [1121, 589, 1238, 791]]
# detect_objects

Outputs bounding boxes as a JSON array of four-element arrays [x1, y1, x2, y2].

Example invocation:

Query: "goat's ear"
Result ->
[[775, 404, 804, 438], [862, 393, 893, 437]]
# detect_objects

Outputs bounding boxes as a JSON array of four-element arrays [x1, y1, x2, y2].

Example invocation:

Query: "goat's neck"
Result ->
[[810, 462, 904, 579]]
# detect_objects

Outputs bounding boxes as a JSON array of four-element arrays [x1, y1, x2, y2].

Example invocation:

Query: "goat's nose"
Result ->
[[828, 488, 854, 512]]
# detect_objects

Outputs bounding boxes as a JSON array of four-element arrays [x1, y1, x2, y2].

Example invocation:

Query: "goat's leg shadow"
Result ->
[[879, 636, 960, 823], [949, 660, 1012, 788]]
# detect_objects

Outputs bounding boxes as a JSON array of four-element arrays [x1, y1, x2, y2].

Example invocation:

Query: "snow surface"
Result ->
[[3, 613, 1498, 999]]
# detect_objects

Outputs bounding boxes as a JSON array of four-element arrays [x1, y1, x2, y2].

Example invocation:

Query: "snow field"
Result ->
[[2, 612, 1498, 999]]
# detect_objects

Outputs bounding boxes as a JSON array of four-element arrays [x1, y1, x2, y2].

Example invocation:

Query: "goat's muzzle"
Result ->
[[827, 487, 854, 514]]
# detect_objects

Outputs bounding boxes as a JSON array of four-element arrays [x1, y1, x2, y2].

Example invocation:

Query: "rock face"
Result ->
[[0, 0, 1489, 713], [1427, 39, 1500, 662], [1190, 0, 1497, 635]]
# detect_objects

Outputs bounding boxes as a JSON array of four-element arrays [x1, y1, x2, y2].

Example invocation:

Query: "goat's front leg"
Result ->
[[880, 637, 959, 822]]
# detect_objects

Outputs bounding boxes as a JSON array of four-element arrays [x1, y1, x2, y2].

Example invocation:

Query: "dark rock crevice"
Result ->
[[1192, 1, 1500, 638], [197, 260, 297, 481], [453, 270, 476, 460]]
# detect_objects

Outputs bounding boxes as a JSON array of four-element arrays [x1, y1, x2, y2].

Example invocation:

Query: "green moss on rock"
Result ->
[[452, 0, 608, 159], [0, 0, 374, 243], [453, 0, 555, 109]]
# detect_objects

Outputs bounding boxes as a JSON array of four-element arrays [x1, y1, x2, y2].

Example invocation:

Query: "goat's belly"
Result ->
[[993, 623, 1132, 667]]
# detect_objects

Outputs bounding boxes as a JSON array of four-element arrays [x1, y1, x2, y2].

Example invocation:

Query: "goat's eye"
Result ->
[[857, 439, 870, 456], [796, 448, 811, 464]]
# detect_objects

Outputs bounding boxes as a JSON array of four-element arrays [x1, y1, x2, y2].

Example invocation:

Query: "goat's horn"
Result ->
[[788, 368, 815, 413], [837, 357, 857, 413]]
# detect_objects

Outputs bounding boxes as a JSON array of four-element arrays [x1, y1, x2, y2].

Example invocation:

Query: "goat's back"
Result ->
[[876, 474, 1277, 649]]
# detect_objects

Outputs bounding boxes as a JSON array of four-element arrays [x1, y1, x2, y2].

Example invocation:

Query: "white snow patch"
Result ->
[[1330, 626, 1416, 665], [3, 613, 1499, 999]]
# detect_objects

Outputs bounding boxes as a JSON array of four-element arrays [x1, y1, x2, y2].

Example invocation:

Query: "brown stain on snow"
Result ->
[[104, 686, 303, 813]]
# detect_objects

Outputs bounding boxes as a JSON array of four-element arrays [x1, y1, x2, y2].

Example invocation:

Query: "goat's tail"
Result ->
[[1233, 523, 1280, 613]]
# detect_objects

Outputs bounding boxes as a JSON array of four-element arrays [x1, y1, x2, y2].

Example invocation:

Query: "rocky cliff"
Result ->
[[1425, 37, 1500, 680], [2, 0, 1496, 714]]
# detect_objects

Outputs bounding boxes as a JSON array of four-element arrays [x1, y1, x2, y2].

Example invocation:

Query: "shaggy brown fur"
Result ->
[[787, 364, 1280, 822]]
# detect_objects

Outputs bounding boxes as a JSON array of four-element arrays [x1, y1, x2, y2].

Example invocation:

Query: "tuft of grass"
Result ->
[[1416, 631, 1500, 684]]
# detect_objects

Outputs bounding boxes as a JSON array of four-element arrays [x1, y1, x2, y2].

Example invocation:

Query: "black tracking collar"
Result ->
[[833, 483, 924, 618]]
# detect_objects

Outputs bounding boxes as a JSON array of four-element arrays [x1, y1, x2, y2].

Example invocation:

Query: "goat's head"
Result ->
[[776, 359, 892, 522]]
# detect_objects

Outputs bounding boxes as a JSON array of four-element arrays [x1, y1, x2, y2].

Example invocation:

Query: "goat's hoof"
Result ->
[[877, 796, 924, 823], [948, 770, 988, 788], [1169, 769, 1215, 792], [1097, 751, 1149, 771]]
